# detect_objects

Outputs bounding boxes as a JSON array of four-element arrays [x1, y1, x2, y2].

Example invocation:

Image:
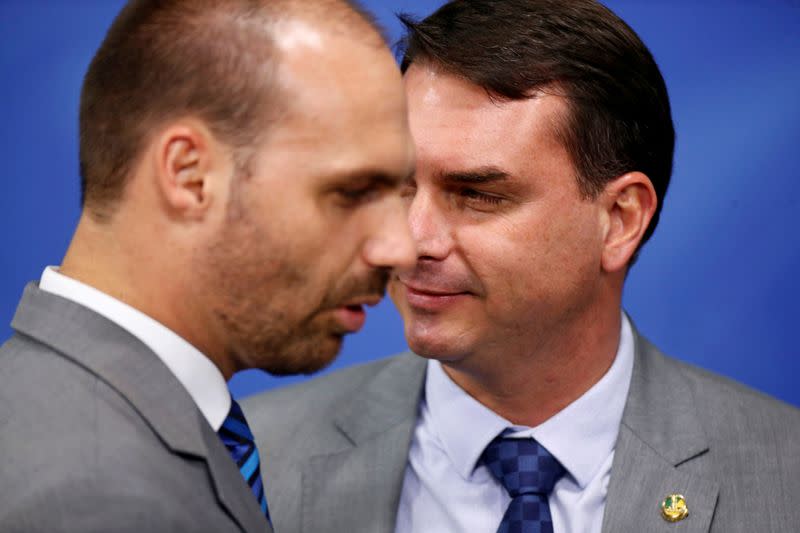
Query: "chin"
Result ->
[[255, 334, 343, 376], [405, 328, 470, 362]]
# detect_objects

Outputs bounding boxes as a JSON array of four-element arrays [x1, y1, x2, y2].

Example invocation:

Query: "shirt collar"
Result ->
[[425, 359, 510, 481], [39, 266, 231, 431], [424, 313, 635, 489]]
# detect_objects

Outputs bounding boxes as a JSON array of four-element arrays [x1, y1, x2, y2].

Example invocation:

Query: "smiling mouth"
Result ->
[[407, 286, 466, 297], [400, 280, 469, 297], [399, 282, 473, 313]]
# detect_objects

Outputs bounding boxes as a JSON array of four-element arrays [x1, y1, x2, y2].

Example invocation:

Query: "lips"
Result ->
[[332, 305, 367, 333], [398, 280, 472, 312], [403, 284, 463, 296], [332, 295, 383, 333]]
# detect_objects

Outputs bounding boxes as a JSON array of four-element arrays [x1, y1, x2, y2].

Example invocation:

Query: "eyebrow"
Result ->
[[344, 169, 407, 188], [435, 166, 511, 184]]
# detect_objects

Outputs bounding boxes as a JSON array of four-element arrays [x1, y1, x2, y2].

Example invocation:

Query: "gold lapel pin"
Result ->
[[660, 493, 689, 522]]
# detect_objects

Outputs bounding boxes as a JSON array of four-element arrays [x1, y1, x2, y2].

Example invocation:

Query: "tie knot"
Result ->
[[480, 435, 566, 498]]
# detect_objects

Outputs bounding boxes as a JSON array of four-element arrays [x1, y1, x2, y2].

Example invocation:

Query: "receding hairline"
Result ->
[[78, 0, 387, 219], [268, 0, 387, 47]]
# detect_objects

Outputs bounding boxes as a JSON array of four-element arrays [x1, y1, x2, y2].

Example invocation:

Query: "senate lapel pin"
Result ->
[[660, 493, 689, 522]]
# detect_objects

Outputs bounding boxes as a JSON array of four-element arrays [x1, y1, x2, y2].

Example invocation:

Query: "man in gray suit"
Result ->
[[0, 0, 416, 531], [245, 1, 800, 532]]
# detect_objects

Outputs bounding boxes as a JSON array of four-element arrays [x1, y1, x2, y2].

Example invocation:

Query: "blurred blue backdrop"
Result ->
[[1, 1, 798, 406]]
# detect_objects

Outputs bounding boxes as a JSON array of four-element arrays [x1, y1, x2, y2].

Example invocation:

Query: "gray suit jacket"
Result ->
[[0, 284, 272, 533], [245, 326, 800, 533]]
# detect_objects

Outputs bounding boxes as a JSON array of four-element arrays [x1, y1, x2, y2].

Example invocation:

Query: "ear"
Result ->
[[599, 171, 657, 273], [153, 121, 226, 219]]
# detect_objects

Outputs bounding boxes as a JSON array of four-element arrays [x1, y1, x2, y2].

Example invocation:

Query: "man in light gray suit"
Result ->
[[244, 1, 800, 532], [0, 0, 417, 531]]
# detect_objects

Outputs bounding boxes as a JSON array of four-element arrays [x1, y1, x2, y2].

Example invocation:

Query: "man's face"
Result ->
[[202, 28, 415, 375], [390, 64, 606, 364]]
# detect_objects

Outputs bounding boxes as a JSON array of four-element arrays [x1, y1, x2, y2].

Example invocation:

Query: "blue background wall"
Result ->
[[1, 1, 798, 406]]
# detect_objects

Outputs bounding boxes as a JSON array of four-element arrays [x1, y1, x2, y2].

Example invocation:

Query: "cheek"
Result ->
[[457, 215, 548, 288], [458, 205, 601, 302], [269, 202, 353, 269], [450, 222, 534, 329], [310, 221, 364, 278]]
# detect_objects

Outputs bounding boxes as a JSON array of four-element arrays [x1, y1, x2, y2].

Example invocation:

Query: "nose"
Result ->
[[362, 194, 416, 272], [407, 187, 453, 261]]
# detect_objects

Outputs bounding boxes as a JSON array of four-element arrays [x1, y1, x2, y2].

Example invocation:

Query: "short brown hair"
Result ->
[[399, 0, 675, 251], [79, 0, 381, 219]]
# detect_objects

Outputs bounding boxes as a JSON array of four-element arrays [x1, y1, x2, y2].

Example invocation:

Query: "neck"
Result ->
[[441, 299, 622, 427], [59, 211, 236, 380]]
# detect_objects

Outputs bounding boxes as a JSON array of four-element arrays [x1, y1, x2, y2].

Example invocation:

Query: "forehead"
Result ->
[[404, 64, 571, 180], [273, 22, 405, 136], [263, 26, 413, 176]]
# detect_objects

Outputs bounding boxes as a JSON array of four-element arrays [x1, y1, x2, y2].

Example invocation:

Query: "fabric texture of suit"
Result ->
[[244, 322, 800, 533], [0, 284, 272, 533]]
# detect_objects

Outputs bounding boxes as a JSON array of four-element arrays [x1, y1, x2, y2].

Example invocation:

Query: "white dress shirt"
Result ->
[[395, 314, 634, 533], [39, 266, 231, 431]]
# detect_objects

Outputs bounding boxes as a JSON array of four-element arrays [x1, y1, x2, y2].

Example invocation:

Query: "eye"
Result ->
[[335, 186, 381, 205], [459, 188, 504, 206]]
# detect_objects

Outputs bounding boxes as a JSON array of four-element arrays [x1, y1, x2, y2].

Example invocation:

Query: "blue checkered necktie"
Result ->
[[481, 433, 566, 533], [218, 399, 271, 523]]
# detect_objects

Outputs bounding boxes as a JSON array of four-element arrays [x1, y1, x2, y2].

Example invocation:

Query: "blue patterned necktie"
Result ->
[[481, 433, 566, 533], [218, 399, 271, 522]]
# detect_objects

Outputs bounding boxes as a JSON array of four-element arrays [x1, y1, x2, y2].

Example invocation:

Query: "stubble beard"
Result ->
[[205, 224, 391, 376], [222, 267, 391, 376]]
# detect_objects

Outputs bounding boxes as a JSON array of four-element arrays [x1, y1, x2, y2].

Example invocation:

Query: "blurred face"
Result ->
[[390, 64, 606, 364], [203, 28, 415, 375]]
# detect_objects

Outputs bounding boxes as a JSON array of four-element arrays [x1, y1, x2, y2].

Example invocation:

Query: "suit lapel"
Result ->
[[12, 284, 271, 533], [602, 328, 718, 533], [200, 425, 274, 533], [300, 354, 426, 533]]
